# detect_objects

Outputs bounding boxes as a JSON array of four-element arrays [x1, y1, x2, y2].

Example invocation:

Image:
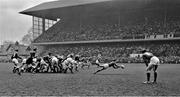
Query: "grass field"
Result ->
[[0, 63, 180, 96]]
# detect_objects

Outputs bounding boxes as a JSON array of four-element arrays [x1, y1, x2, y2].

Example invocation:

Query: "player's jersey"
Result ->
[[33, 58, 37, 63], [58, 57, 64, 63], [41, 59, 47, 65], [62, 57, 77, 68], [11, 53, 21, 59], [22, 59, 27, 64], [149, 56, 160, 66], [52, 56, 58, 62], [75, 56, 80, 62], [65, 57, 76, 64], [30, 51, 36, 58]]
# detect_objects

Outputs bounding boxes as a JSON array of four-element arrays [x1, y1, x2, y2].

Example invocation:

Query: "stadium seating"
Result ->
[[34, 18, 180, 43], [33, 15, 180, 64]]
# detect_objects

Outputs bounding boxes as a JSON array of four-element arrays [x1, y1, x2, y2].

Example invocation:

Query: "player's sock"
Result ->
[[147, 72, 150, 82], [154, 72, 157, 82]]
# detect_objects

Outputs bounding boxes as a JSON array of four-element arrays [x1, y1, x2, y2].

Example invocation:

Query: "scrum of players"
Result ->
[[11, 48, 160, 84], [11, 48, 92, 75], [11, 48, 100, 75]]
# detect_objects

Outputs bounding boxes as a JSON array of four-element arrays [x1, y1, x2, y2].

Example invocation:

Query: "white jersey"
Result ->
[[52, 56, 58, 62], [22, 59, 27, 64], [33, 58, 37, 63], [41, 59, 47, 65], [62, 57, 76, 69], [65, 57, 76, 64], [12, 58, 19, 64], [149, 56, 160, 66]]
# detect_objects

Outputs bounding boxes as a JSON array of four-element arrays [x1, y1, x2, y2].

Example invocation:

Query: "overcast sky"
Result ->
[[0, 0, 56, 45]]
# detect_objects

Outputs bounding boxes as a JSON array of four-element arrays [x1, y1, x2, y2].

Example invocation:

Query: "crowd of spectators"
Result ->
[[39, 42, 180, 64], [34, 17, 180, 43], [32, 15, 180, 64]]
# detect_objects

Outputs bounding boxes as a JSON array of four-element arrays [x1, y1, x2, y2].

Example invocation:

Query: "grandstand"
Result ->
[[20, 0, 180, 63]]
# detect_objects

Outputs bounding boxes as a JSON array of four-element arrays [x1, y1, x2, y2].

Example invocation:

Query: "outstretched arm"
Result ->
[[93, 67, 106, 74]]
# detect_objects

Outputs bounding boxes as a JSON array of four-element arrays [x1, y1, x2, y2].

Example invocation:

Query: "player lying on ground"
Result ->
[[93, 61, 125, 74], [141, 50, 160, 84]]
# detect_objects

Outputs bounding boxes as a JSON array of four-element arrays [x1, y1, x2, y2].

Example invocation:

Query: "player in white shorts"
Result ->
[[142, 50, 160, 84]]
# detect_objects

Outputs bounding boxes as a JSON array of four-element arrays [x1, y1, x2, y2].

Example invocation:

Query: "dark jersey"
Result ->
[[75, 56, 80, 61], [58, 57, 64, 63], [108, 62, 116, 67], [142, 52, 153, 66], [30, 51, 36, 58], [43, 56, 51, 64], [11, 53, 21, 59]]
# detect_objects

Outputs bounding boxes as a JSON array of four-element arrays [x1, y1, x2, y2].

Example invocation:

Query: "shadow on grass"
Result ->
[[22, 72, 77, 74], [95, 73, 130, 76]]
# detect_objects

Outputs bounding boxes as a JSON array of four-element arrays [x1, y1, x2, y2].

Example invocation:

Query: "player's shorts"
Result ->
[[146, 65, 158, 71], [100, 63, 109, 68], [12, 58, 18, 64], [146, 56, 160, 71]]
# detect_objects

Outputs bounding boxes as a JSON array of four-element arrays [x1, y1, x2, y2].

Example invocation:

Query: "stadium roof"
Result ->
[[20, 0, 113, 20], [21, 0, 162, 20], [20, 0, 111, 12], [20, 0, 180, 20]]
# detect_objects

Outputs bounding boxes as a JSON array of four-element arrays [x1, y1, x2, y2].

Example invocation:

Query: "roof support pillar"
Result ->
[[42, 18, 45, 33], [32, 16, 35, 40]]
